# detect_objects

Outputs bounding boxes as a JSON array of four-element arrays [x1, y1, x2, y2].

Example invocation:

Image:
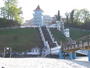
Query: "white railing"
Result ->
[[46, 26, 55, 42], [47, 27, 61, 47], [41, 42, 50, 57], [46, 26, 61, 55], [51, 46, 61, 55], [45, 41, 50, 49], [76, 50, 88, 55], [46, 26, 61, 46], [54, 41, 59, 46], [39, 27, 46, 46], [39, 27, 50, 56], [46, 26, 57, 28]]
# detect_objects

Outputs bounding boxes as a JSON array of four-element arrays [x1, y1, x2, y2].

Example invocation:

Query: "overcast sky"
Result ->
[[1, 0, 90, 21]]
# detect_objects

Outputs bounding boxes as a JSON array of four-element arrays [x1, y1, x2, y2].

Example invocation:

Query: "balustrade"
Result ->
[[62, 35, 90, 52]]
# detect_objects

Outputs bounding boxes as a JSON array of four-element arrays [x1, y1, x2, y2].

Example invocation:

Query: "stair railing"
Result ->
[[46, 26, 55, 42]]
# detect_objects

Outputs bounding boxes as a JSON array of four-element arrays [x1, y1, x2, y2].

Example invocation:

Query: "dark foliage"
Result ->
[[0, 18, 20, 27]]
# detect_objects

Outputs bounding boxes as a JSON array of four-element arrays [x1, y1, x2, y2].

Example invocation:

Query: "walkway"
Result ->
[[0, 58, 89, 68], [62, 35, 90, 52]]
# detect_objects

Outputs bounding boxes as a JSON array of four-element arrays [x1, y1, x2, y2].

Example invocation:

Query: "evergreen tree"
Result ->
[[70, 10, 75, 23]]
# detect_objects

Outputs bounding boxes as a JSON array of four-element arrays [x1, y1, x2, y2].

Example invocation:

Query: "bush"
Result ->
[[0, 18, 20, 27]]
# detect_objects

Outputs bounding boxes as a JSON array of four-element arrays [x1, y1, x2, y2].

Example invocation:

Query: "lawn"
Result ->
[[50, 28, 90, 44], [70, 28, 90, 40], [0, 28, 43, 52], [0, 27, 90, 52], [50, 28, 67, 44]]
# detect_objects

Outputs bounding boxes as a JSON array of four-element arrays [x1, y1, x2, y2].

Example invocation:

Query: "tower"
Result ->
[[57, 10, 61, 21], [56, 10, 64, 32], [33, 5, 43, 26], [56, 10, 61, 31]]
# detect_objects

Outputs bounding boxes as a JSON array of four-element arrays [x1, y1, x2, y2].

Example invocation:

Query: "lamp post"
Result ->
[[3, 47, 12, 58], [65, 12, 69, 24]]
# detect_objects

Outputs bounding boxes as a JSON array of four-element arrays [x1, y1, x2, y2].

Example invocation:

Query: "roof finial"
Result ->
[[34, 5, 43, 11]]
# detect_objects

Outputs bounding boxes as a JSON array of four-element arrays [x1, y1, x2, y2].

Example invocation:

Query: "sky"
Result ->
[[0, 0, 90, 21]]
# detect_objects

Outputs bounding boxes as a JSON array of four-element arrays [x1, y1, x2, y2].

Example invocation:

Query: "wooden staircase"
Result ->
[[62, 35, 90, 52]]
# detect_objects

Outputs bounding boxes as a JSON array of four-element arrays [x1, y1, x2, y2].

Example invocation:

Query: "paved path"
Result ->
[[0, 58, 89, 68]]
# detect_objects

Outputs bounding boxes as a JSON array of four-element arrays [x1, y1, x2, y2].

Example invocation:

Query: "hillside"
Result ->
[[0, 27, 90, 52], [0, 28, 43, 52], [50, 28, 90, 43], [70, 28, 90, 40], [50, 28, 67, 44]]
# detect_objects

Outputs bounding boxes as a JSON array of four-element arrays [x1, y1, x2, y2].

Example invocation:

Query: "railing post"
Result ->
[[77, 41, 79, 48], [88, 50, 90, 61], [82, 40, 85, 48], [59, 49, 64, 59], [3, 47, 12, 58], [87, 38, 90, 46], [59, 41, 63, 58], [69, 52, 76, 60]]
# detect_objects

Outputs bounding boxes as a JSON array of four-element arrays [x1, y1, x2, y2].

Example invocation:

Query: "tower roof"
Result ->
[[34, 5, 43, 11]]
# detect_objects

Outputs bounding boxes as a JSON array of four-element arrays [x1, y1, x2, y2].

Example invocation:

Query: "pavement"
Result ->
[[0, 57, 89, 68]]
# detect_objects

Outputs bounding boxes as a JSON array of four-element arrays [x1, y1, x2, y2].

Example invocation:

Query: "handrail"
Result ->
[[39, 27, 46, 46], [46, 26, 60, 47], [39, 27, 51, 56], [62, 40, 90, 52], [46, 26, 55, 42]]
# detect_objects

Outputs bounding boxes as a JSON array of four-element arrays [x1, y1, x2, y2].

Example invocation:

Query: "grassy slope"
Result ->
[[70, 28, 90, 40], [50, 28, 90, 44], [0, 27, 90, 52], [50, 28, 67, 44], [0, 28, 43, 52]]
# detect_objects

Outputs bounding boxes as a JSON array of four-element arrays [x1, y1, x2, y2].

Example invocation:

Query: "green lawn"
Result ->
[[0, 28, 43, 52], [50, 28, 90, 44], [50, 28, 67, 44], [0, 27, 90, 52], [70, 28, 90, 40]]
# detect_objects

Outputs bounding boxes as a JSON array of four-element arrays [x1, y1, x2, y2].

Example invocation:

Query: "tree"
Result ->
[[65, 9, 90, 29], [73, 9, 90, 23], [70, 9, 75, 23], [79, 9, 90, 23], [0, 7, 7, 18], [1, 0, 22, 23]]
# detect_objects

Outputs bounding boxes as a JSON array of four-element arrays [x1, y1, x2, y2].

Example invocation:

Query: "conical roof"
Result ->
[[34, 5, 43, 11]]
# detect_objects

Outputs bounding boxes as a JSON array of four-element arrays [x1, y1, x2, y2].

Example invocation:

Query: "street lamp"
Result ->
[[3, 47, 12, 58], [65, 12, 69, 24]]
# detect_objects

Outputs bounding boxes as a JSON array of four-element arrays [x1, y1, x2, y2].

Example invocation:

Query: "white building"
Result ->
[[23, 5, 53, 26], [23, 6, 65, 28], [43, 15, 52, 26], [33, 5, 43, 26]]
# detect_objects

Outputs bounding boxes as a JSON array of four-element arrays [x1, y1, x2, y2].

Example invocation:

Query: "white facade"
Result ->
[[64, 28, 70, 37], [56, 21, 61, 30], [33, 5, 43, 26], [23, 6, 65, 28], [43, 15, 52, 26]]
